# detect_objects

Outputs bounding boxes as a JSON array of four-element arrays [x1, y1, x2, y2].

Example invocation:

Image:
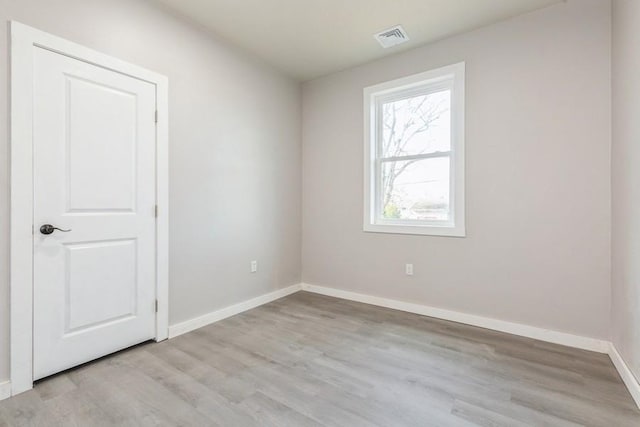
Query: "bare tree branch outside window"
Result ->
[[381, 93, 448, 219]]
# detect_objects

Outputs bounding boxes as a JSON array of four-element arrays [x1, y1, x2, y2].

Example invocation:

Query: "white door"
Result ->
[[32, 47, 158, 380]]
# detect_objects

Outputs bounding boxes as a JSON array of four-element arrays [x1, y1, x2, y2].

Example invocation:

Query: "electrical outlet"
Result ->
[[405, 263, 414, 276], [251, 260, 258, 273]]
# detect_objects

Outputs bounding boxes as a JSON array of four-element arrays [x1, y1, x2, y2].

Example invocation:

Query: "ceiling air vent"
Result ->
[[374, 25, 410, 48]]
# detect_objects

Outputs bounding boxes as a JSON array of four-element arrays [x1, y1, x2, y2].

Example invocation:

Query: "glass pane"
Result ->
[[380, 157, 450, 221], [380, 89, 451, 158]]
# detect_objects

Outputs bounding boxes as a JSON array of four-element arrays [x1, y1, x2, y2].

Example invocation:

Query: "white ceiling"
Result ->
[[155, 0, 562, 81]]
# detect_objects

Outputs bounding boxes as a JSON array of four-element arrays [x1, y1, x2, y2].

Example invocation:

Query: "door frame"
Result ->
[[9, 21, 169, 396]]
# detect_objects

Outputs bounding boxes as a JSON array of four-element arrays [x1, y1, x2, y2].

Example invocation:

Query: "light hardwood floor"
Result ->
[[1, 292, 639, 426]]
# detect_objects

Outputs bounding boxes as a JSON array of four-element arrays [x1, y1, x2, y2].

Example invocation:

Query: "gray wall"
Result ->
[[0, 0, 302, 381], [302, 0, 611, 339], [611, 0, 640, 381]]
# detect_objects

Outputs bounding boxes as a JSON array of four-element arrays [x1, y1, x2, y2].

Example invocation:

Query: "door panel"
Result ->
[[64, 239, 137, 334], [66, 76, 138, 212], [33, 47, 157, 380]]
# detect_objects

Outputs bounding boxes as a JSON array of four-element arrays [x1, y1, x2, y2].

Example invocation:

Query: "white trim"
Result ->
[[300, 283, 609, 353], [10, 20, 36, 397], [0, 381, 11, 401], [168, 284, 303, 338], [363, 62, 466, 237], [9, 21, 169, 396], [155, 72, 170, 343], [608, 344, 640, 409]]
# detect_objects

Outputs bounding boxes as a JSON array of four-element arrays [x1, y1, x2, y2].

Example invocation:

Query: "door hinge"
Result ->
[[154, 205, 158, 218], [155, 300, 159, 313], [154, 110, 158, 123]]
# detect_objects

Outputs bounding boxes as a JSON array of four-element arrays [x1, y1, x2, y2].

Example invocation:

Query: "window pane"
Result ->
[[380, 89, 451, 158], [380, 157, 450, 221]]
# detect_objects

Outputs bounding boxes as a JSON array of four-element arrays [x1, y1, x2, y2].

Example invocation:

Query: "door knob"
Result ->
[[40, 224, 72, 235]]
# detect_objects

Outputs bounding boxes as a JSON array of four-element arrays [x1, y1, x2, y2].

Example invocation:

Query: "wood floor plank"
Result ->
[[237, 391, 322, 427], [452, 399, 531, 427], [43, 387, 118, 427], [1, 291, 638, 426], [0, 390, 60, 427]]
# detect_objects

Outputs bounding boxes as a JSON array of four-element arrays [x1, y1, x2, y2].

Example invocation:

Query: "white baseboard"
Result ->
[[0, 380, 11, 401], [608, 344, 640, 409], [300, 283, 610, 354], [168, 284, 302, 338]]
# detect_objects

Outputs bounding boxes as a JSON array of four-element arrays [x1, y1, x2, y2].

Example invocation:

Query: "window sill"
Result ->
[[363, 223, 466, 237]]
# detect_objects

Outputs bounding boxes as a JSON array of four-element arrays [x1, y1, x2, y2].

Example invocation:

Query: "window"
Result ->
[[363, 62, 465, 237]]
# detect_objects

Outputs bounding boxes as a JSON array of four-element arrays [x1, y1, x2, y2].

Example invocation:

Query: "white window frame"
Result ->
[[363, 62, 465, 237]]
